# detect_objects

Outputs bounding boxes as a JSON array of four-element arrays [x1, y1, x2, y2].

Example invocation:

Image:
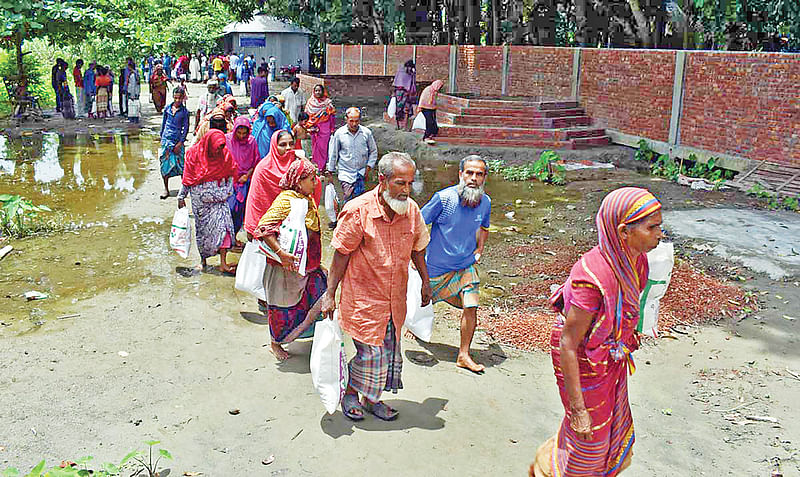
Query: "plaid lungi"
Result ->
[[348, 320, 403, 403], [429, 264, 481, 309]]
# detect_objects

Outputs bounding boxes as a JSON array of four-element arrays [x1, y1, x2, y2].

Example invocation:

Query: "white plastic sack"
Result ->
[[324, 183, 338, 224], [127, 99, 141, 118], [238, 81, 247, 96], [310, 311, 349, 415], [258, 197, 309, 276], [405, 264, 434, 342], [638, 241, 675, 338], [411, 112, 426, 131], [387, 96, 397, 119], [234, 241, 267, 301], [169, 207, 191, 258]]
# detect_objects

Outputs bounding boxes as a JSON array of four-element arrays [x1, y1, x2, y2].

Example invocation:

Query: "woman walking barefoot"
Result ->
[[253, 159, 327, 360], [531, 187, 664, 477], [177, 129, 238, 274]]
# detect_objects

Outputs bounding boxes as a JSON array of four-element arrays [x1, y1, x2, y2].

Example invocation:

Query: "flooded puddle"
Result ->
[[1, 132, 581, 334], [0, 132, 164, 334], [0, 131, 159, 219]]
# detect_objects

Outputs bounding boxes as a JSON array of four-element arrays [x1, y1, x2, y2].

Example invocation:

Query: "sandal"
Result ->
[[342, 394, 364, 421], [363, 400, 398, 421]]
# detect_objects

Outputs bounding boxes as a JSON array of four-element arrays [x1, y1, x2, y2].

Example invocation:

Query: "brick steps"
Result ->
[[447, 114, 592, 128], [389, 93, 608, 151]]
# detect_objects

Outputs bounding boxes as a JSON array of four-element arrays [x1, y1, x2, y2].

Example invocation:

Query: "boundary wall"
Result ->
[[323, 44, 800, 169]]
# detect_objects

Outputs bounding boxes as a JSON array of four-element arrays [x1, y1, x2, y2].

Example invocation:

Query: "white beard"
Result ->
[[457, 179, 485, 207], [382, 189, 410, 215]]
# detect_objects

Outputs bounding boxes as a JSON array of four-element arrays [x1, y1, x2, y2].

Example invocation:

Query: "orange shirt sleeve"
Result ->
[[330, 206, 363, 255]]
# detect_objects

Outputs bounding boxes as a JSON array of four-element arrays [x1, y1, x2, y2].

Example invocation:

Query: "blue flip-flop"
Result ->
[[364, 401, 398, 421], [342, 394, 365, 421]]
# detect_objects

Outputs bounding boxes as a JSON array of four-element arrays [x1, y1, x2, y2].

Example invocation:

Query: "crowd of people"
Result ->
[[50, 50, 667, 475], [51, 57, 142, 122]]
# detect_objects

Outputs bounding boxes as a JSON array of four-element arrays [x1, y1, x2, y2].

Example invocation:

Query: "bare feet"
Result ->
[[160, 191, 170, 199], [270, 342, 290, 361], [404, 329, 418, 340], [456, 353, 485, 373], [218, 263, 237, 275]]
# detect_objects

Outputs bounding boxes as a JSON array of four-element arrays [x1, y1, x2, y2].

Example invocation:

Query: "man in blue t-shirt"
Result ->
[[420, 155, 490, 373]]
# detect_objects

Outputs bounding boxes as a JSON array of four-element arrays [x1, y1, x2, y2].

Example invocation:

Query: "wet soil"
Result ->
[[0, 84, 798, 476]]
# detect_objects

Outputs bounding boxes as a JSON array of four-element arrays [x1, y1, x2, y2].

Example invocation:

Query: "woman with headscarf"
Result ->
[[392, 60, 417, 130], [304, 84, 336, 172], [531, 187, 664, 477], [226, 116, 260, 238], [195, 102, 235, 141], [252, 102, 290, 157], [177, 129, 237, 274], [253, 159, 326, 360], [149, 63, 169, 113], [417, 79, 444, 145]]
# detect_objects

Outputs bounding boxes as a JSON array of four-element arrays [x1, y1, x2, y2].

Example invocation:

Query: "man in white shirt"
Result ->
[[326, 107, 378, 227], [280, 77, 306, 124]]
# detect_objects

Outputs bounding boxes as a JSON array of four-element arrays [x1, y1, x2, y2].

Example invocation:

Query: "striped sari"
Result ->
[[537, 187, 661, 477]]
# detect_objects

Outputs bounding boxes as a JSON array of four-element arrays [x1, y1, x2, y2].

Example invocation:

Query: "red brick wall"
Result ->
[[326, 45, 342, 74], [580, 49, 674, 142], [362, 46, 385, 75], [387, 45, 415, 78], [456, 46, 503, 95], [343, 45, 361, 75], [298, 73, 324, 98], [416, 46, 450, 83], [507, 47, 573, 100], [681, 52, 800, 166]]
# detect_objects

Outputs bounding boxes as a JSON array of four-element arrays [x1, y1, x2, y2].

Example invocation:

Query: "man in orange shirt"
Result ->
[[320, 152, 432, 422]]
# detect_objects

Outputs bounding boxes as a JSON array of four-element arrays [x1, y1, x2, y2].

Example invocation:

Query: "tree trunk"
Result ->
[[574, 0, 588, 46], [491, 0, 499, 45], [627, 0, 652, 47]]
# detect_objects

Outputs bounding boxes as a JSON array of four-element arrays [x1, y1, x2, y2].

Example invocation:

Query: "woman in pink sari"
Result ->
[[226, 116, 261, 239], [304, 84, 336, 172], [532, 187, 664, 477]]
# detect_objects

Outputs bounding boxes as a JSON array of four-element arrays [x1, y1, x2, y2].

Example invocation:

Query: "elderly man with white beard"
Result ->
[[420, 155, 491, 373], [320, 152, 432, 421]]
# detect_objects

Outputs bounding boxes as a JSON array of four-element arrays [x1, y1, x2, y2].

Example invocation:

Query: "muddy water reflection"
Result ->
[[0, 132, 158, 219]]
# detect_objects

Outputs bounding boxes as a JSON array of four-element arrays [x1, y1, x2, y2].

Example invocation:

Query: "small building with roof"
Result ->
[[222, 14, 311, 70]]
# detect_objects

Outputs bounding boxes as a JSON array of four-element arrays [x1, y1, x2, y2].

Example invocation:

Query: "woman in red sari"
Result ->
[[149, 63, 169, 113], [304, 84, 335, 172], [532, 187, 664, 477]]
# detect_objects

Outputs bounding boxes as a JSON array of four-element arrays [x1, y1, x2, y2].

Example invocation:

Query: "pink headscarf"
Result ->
[[418, 80, 444, 109], [243, 129, 297, 234], [225, 116, 260, 176]]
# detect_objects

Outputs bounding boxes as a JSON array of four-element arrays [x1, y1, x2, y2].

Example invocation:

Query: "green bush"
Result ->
[[0, 47, 56, 116], [486, 151, 566, 185]]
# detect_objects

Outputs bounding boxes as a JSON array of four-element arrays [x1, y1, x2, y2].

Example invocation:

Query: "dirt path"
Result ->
[[1, 98, 799, 476]]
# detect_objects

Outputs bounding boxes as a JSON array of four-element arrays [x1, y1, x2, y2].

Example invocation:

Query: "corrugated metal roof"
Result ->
[[223, 14, 311, 35]]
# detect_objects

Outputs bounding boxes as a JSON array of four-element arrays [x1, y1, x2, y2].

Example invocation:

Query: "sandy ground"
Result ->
[[1, 82, 799, 476]]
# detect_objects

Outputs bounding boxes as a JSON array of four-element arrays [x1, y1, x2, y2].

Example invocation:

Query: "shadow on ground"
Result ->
[[320, 397, 448, 438], [408, 340, 508, 369]]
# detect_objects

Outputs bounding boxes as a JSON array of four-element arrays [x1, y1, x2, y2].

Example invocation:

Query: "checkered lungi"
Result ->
[[429, 264, 481, 309], [348, 320, 403, 403]]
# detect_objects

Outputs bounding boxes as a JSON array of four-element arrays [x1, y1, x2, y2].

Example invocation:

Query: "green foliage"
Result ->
[[634, 141, 734, 186], [163, 14, 225, 55], [747, 184, 800, 212], [487, 151, 566, 185], [0, 46, 55, 114], [0, 194, 56, 238], [1, 442, 174, 477]]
